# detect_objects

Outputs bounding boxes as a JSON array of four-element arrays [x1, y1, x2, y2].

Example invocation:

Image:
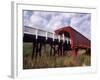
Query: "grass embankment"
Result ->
[[23, 43, 91, 69]]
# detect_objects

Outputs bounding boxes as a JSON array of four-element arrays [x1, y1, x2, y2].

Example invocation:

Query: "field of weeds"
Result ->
[[23, 43, 91, 69]]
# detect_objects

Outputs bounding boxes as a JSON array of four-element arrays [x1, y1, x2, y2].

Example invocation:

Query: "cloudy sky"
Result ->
[[23, 10, 91, 40]]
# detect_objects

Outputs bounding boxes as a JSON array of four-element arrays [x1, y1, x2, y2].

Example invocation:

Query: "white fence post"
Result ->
[[62, 33, 65, 42], [45, 31, 48, 40], [35, 29, 38, 39], [58, 35, 60, 42], [53, 32, 55, 41]]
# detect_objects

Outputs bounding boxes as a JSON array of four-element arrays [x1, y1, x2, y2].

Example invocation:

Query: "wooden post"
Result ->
[[70, 38, 73, 49], [66, 37, 68, 44], [74, 48, 78, 57]]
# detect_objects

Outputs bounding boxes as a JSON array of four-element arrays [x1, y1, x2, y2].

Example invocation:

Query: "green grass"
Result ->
[[23, 42, 91, 69]]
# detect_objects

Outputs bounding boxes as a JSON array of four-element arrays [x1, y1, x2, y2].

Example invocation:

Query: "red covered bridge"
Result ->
[[55, 26, 91, 56], [23, 26, 91, 58]]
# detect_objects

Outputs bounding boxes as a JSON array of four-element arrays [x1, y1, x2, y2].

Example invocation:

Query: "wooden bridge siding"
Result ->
[[70, 28, 90, 49]]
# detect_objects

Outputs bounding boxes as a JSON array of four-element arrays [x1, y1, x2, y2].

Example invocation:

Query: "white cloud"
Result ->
[[46, 13, 76, 32], [24, 11, 91, 39], [27, 11, 48, 30], [70, 13, 91, 39]]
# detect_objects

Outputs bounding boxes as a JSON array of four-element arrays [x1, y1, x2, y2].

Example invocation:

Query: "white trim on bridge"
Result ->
[[24, 26, 58, 39], [24, 26, 71, 43]]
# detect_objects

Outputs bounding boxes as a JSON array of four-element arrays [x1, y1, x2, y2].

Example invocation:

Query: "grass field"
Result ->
[[23, 43, 91, 69]]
